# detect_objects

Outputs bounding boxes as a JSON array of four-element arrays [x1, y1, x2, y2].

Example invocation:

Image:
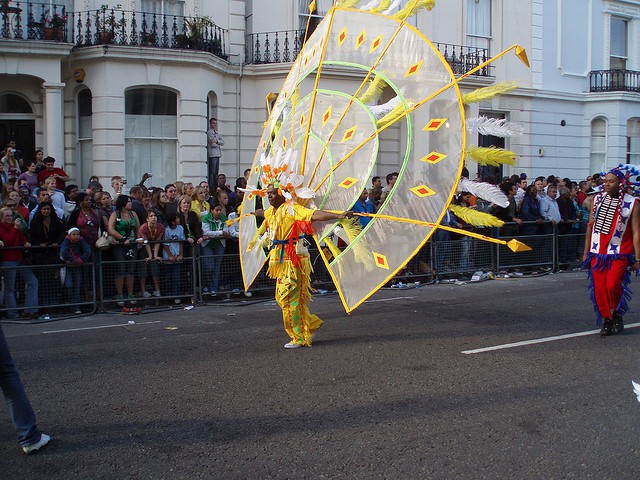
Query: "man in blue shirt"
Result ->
[[352, 188, 375, 227]]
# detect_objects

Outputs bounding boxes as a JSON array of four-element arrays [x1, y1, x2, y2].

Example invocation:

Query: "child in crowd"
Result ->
[[162, 212, 185, 303], [201, 204, 229, 296], [139, 210, 165, 298], [60, 227, 92, 312]]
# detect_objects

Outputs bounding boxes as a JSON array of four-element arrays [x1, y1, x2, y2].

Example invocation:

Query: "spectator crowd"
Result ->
[[0, 139, 603, 318]]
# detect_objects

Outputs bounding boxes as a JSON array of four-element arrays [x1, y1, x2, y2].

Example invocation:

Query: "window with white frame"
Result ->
[[610, 16, 628, 70], [627, 119, 640, 164], [466, 0, 492, 53], [590, 118, 607, 174], [77, 89, 93, 186], [141, 0, 184, 16], [298, 0, 333, 35], [125, 88, 177, 188]]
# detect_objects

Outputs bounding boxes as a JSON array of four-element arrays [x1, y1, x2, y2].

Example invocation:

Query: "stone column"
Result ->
[[43, 82, 65, 164]]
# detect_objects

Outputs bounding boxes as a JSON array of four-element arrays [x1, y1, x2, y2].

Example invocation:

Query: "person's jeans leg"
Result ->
[[211, 245, 224, 292], [207, 157, 220, 189], [0, 322, 40, 446], [2, 262, 19, 317], [19, 267, 39, 314]]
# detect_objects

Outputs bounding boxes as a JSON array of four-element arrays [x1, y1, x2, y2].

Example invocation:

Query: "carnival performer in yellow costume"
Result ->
[[242, 149, 350, 349], [260, 184, 349, 349]]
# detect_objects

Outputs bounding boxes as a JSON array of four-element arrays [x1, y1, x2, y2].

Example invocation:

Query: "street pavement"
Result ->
[[1, 271, 640, 479]]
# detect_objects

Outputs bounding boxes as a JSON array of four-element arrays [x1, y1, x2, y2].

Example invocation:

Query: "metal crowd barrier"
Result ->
[[0, 223, 589, 321]]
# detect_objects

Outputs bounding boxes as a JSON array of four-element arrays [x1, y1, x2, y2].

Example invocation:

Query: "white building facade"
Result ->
[[0, 0, 638, 188]]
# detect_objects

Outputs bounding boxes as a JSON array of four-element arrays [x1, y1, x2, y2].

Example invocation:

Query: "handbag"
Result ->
[[95, 232, 114, 250]]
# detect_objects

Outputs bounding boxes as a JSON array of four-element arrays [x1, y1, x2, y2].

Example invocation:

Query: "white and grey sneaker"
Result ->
[[23, 433, 50, 455]]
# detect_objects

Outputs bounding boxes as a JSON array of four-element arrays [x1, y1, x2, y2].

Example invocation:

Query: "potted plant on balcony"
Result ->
[[185, 16, 214, 49], [44, 12, 67, 41], [96, 4, 125, 44]]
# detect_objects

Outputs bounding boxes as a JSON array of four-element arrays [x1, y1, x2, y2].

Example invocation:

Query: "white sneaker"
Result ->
[[152, 291, 161, 297], [174, 299, 181, 305], [23, 433, 50, 454], [243, 291, 253, 298], [284, 342, 302, 349], [142, 291, 152, 299]]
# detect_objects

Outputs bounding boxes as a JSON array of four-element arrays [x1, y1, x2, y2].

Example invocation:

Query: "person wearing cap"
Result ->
[[60, 227, 92, 310], [582, 167, 640, 336]]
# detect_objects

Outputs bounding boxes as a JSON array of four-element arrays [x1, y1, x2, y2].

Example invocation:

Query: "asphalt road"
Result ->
[[1, 271, 639, 479]]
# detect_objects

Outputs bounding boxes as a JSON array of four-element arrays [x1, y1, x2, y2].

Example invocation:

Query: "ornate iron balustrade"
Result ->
[[246, 30, 305, 64], [246, 31, 491, 78], [435, 42, 491, 77], [0, 2, 228, 60], [70, 7, 228, 59], [589, 70, 640, 93], [0, 1, 69, 42]]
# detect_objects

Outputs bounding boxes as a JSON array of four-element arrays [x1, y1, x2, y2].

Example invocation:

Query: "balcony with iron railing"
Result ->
[[589, 70, 640, 93], [245, 30, 492, 77], [0, 1, 228, 60]]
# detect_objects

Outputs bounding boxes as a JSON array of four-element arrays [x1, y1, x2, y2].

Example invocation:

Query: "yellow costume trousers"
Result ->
[[271, 255, 323, 346]]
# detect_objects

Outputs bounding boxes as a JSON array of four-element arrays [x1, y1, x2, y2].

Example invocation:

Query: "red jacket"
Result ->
[[0, 221, 27, 262]]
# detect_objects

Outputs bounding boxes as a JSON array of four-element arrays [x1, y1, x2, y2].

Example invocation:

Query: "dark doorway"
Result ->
[[476, 113, 506, 183], [0, 120, 36, 165]]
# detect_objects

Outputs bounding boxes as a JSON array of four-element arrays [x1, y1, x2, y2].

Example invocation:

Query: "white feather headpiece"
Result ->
[[466, 116, 525, 138], [458, 177, 509, 208]]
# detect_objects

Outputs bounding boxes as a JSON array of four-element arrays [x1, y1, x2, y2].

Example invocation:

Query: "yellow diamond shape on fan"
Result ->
[[410, 185, 435, 197], [282, 136, 287, 149], [404, 60, 423, 78], [322, 106, 333, 127], [370, 34, 382, 53], [299, 112, 306, 129], [356, 29, 366, 49], [338, 27, 347, 46], [341, 125, 357, 143], [423, 119, 448, 131], [338, 177, 358, 189], [373, 252, 389, 270], [420, 152, 448, 164]]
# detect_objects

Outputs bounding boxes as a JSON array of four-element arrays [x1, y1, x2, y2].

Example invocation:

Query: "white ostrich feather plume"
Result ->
[[360, 0, 381, 10], [383, 0, 402, 14], [368, 87, 406, 120], [466, 116, 525, 138], [458, 177, 509, 208]]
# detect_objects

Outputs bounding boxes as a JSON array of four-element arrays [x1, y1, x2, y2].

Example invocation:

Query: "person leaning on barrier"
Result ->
[[518, 184, 543, 236], [60, 227, 92, 310], [138, 210, 165, 298], [67, 192, 100, 248], [0, 206, 39, 319], [108, 194, 142, 306]]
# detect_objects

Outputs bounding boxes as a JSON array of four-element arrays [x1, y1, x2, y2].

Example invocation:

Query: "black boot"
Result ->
[[612, 312, 624, 334], [600, 318, 612, 336]]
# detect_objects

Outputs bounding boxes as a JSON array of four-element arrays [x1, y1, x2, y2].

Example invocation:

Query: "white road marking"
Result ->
[[365, 296, 415, 303], [462, 322, 640, 354], [42, 321, 162, 334]]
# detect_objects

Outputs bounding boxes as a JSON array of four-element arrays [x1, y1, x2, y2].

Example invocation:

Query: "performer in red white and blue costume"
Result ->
[[582, 165, 640, 336]]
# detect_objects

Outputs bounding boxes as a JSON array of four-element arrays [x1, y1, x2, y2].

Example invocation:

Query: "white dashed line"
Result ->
[[42, 321, 162, 334], [462, 322, 640, 354]]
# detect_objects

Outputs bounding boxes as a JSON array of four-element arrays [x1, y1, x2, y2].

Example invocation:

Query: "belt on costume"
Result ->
[[270, 236, 305, 263]]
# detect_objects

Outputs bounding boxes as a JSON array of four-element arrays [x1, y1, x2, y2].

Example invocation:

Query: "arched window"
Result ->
[[125, 88, 177, 188], [0, 93, 33, 114], [78, 89, 93, 186], [590, 118, 607, 174]]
